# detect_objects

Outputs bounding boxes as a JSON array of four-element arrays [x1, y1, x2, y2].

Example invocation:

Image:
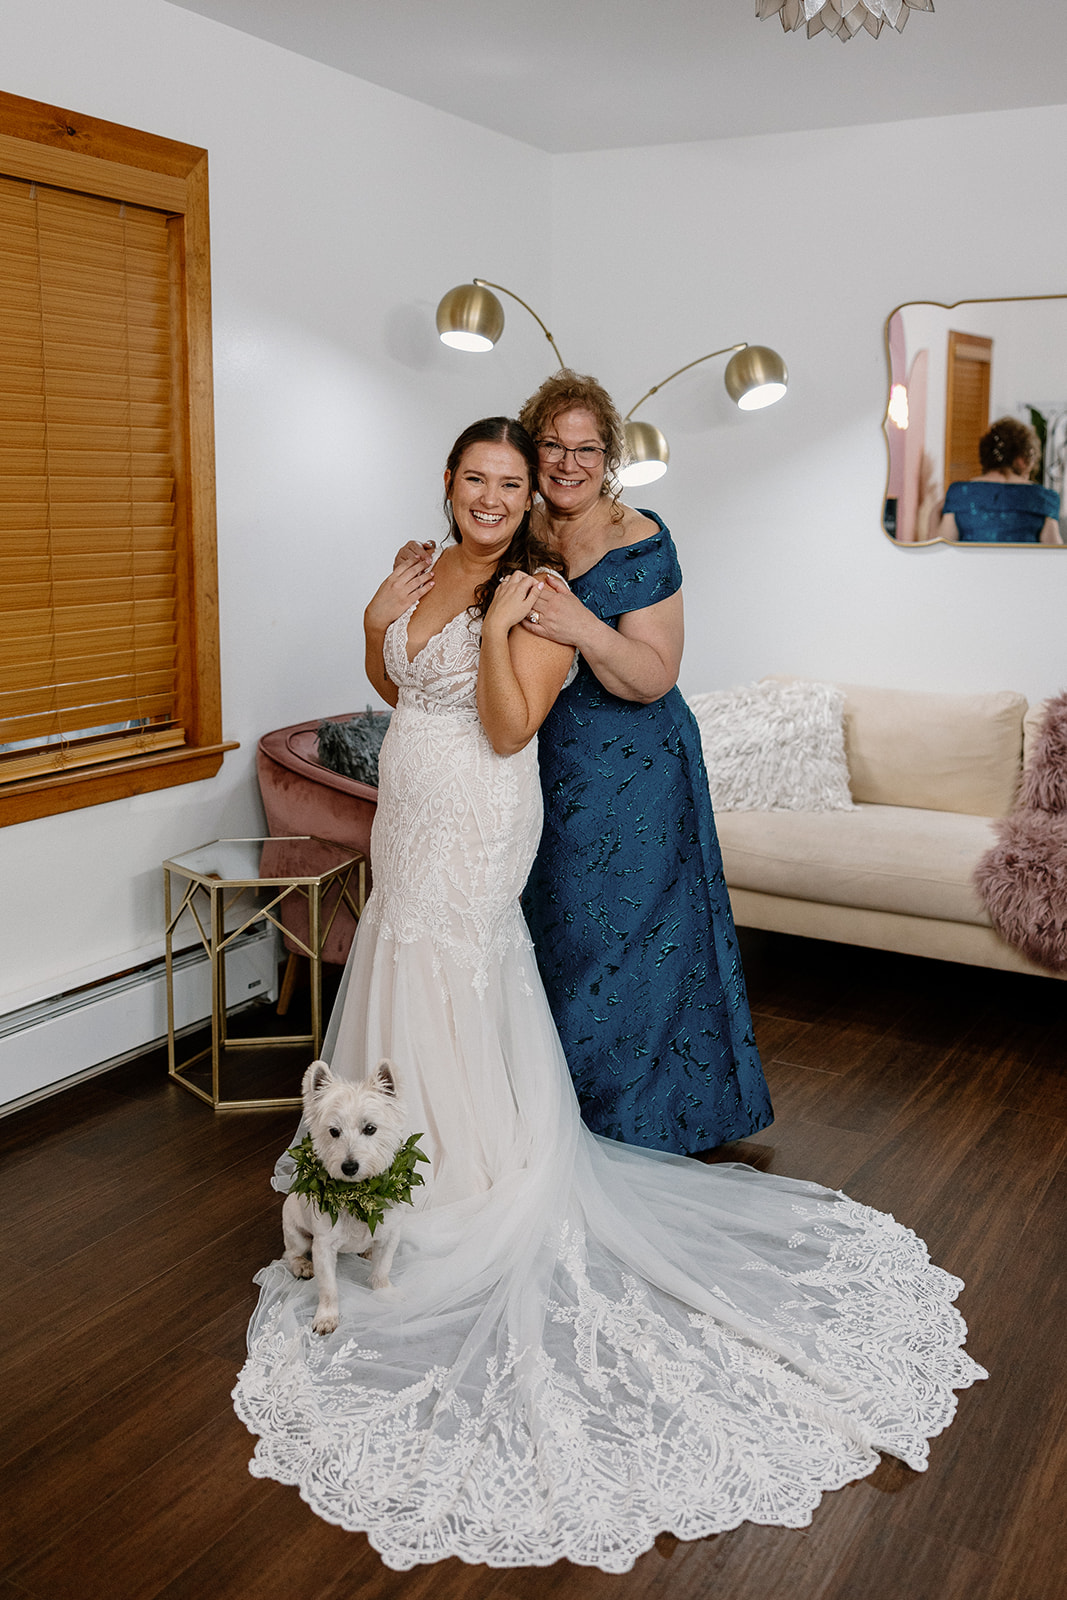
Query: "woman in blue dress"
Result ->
[[516, 370, 773, 1154], [938, 416, 1063, 544]]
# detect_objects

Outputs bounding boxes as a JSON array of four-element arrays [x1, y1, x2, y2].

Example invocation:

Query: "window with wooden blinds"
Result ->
[[0, 92, 234, 825], [0, 176, 185, 777]]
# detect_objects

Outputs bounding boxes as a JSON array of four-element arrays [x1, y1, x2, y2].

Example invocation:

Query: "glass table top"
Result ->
[[163, 836, 362, 886]]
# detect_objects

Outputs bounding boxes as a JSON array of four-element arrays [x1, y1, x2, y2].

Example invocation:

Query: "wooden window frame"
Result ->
[[0, 90, 235, 826]]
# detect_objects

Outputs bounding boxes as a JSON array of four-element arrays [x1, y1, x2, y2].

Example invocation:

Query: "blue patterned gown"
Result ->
[[943, 480, 1060, 542], [523, 514, 773, 1154]]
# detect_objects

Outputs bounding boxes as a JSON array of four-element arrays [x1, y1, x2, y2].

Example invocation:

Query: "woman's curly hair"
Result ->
[[979, 416, 1040, 477], [443, 417, 565, 619], [518, 369, 626, 523]]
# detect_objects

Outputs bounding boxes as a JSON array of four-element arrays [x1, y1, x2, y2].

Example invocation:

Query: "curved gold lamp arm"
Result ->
[[623, 344, 748, 421], [473, 279, 567, 370]]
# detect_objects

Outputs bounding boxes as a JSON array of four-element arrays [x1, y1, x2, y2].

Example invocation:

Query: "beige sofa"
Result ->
[[715, 681, 1060, 978]]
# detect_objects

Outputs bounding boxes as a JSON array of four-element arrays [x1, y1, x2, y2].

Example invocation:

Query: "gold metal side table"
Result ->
[[164, 836, 365, 1111]]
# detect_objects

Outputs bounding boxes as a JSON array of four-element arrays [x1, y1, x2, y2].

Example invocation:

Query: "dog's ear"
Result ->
[[304, 1060, 333, 1097], [374, 1059, 398, 1096]]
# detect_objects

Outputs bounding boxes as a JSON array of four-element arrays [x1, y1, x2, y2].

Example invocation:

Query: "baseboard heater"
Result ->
[[0, 926, 279, 1116]]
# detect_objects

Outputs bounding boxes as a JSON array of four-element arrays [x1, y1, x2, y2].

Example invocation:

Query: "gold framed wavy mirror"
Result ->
[[883, 295, 1067, 548]]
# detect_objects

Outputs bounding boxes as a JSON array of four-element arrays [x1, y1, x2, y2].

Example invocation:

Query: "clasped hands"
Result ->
[[390, 540, 586, 645]]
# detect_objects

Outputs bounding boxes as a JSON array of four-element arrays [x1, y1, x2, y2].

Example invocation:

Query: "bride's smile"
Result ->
[[444, 439, 532, 557]]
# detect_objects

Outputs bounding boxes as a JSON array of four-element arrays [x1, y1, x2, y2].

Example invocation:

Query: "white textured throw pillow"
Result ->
[[687, 679, 855, 812]]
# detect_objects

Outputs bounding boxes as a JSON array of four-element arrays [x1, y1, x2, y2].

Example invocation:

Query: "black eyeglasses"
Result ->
[[538, 440, 607, 467]]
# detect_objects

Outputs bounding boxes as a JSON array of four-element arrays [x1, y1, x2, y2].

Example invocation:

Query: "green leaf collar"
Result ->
[[287, 1131, 429, 1232]]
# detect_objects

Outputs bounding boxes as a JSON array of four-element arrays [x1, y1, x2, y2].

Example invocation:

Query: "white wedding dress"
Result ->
[[233, 600, 986, 1572]]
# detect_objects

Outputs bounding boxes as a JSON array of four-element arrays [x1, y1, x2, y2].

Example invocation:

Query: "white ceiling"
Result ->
[[166, 0, 1065, 153]]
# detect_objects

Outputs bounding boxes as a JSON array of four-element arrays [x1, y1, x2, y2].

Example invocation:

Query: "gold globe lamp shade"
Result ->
[[620, 420, 670, 488], [436, 282, 506, 352], [724, 345, 788, 411], [436, 280, 567, 365], [620, 342, 788, 482]]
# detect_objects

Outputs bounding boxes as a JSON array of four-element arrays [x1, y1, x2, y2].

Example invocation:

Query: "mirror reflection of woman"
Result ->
[[938, 416, 1063, 545]]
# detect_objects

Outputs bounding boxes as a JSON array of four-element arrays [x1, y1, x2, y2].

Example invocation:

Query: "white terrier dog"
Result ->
[[282, 1058, 413, 1335]]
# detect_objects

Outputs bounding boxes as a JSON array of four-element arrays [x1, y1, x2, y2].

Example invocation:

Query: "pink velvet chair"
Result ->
[[257, 714, 380, 974]]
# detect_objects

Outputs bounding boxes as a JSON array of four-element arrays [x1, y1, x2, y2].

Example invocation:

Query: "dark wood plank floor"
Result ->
[[2, 930, 1064, 1600]]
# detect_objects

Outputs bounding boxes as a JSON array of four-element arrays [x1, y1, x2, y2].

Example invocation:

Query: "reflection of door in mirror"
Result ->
[[944, 332, 991, 487]]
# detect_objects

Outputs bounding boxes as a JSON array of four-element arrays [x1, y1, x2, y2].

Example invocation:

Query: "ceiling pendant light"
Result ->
[[756, 0, 934, 41]]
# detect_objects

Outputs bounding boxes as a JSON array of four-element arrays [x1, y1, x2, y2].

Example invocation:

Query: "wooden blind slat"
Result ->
[[3, 306, 171, 344], [0, 503, 174, 530], [0, 425, 172, 452], [4, 577, 176, 612], [0, 596, 175, 639], [2, 634, 174, 676], [0, 477, 174, 503], [0, 725, 187, 785], [0, 371, 169, 407], [0, 255, 169, 303], [0, 621, 176, 671], [0, 449, 173, 474], [0, 454, 175, 476], [0, 399, 170, 428], [2, 696, 177, 736], [0, 669, 177, 706], [2, 549, 175, 580], [2, 672, 176, 719], [0, 335, 170, 371], [1, 644, 175, 692], [0, 525, 175, 555]]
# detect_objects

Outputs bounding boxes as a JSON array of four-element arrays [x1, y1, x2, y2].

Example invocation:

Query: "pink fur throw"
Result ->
[[974, 692, 1067, 972], [1018, 690, 1067, 811]]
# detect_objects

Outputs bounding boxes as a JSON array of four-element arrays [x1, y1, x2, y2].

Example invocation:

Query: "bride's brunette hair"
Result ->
[[444, 416, 565, 619]]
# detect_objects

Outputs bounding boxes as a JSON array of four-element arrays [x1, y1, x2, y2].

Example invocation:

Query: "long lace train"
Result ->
[[236, 1119, 983, 1570], [233, 592, 986, 1571]]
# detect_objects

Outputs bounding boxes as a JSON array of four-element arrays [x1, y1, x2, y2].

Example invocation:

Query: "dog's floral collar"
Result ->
[[287, 1132, 429, 1231]]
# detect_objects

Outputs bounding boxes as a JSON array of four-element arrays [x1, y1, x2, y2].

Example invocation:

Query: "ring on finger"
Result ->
[[529, 610, 540, 624]]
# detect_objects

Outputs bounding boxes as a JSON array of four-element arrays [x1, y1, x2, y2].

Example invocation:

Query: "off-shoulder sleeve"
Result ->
[[576, 514, 682, 623]]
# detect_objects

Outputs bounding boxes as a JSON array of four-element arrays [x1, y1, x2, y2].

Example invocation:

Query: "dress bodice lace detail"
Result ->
[[370, 603, 541, 992], [384, 603, 483, 720]]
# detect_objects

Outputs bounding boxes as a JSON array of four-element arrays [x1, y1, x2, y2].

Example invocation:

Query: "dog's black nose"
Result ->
[[341, 1159, 360, 1177]]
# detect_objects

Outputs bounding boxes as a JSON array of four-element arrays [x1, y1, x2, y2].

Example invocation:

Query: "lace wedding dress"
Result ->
[[233, 599, 986, 1572]]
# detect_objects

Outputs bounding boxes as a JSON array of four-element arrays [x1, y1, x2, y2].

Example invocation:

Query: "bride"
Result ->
[[233, 417, 985, 1572]]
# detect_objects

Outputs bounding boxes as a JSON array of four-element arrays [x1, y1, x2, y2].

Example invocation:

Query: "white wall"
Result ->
[[3, 4, 1066, 1074], [551, 106, 1067, 704], [0, 0, 552, 1015]]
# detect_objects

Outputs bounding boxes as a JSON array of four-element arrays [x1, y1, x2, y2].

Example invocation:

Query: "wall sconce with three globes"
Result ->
[[435, 278, 788, 488]]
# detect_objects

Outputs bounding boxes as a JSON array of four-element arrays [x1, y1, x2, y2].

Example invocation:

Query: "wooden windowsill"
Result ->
[[0, 741, 240, 826]]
